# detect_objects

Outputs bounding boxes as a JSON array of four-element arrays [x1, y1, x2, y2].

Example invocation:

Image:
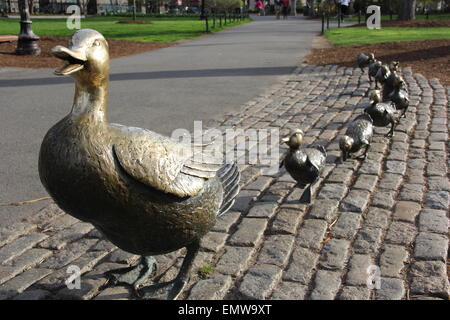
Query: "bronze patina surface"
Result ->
[[368, 59, 382, 89], [389, 79, 410, 118], [356, 52, 375, 72], [364, 90, 397, 137], [38, 29, 240, 299], [280, 129, 327, 203], [382, 66, 405, 101], [339, 114, 374, 162]]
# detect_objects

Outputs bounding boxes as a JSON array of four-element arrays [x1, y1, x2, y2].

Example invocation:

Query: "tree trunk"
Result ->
[[306, 0, 314, 16], [398, 0, 416, 20]]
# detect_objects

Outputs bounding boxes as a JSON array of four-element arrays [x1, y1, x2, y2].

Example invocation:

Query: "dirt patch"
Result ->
[[305, 38, 450, 86], [117, 20, 153, 24], [311, 35, 333, 49], [349, 19, 450, 28], [0, 36, 176, 69]]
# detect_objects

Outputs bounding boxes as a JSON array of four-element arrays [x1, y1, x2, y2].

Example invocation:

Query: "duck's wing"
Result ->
[[347, 115, 373, 145], [304, 147, 326, 172], [110, 124, 224, 198]]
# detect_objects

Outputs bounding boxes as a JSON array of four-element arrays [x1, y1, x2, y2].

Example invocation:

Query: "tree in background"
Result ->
[[398, 0, 416, 19], [206, 0, 240, 13], [296, 0, 303, 12], [417, 0, 442, 13], [305, 0, 313, 15], [77, 0, 89, 14]]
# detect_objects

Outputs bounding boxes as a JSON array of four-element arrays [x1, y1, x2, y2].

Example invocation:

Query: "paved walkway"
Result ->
[[0, 15, 330, 228], [0, 35, 18, 43], [0, 63, 448, 300]]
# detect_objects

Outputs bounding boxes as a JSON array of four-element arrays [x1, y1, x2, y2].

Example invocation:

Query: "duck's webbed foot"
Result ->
[[401, 109, 408, 118], [137, 241, 199, 300], [356, 144, 370, 160], [385, 122, 395, 137], [299, 184, 313, 204], [362, 144, 370, 159], [137, 277, 188, 300], [105, 256, 157, 289]]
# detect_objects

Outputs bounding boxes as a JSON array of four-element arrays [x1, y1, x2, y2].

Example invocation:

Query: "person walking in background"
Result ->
[[338, 0, 350, 22], [281, 0, 290, 19], [256, 0, 264, 16], [274, 0, 282, 19]]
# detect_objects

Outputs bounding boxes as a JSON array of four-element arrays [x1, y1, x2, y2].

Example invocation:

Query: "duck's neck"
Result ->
[[71, 80, 108, 122]]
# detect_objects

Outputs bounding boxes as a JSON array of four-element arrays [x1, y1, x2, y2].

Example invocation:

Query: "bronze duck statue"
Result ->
[[38, 29, 240, 300], [382, 63, 404, 101], [364, 90, 397, 137], [389, 61, 400, 72], [357, 53, 375, 73], [389, 79, 410, 118], [374, 64, 391, 88], [368, 59, 382, 89], [339, 114, 373, 162], [280, 129, 327, 204]]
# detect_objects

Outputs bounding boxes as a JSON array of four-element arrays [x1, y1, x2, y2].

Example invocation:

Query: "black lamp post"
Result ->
[[15, 0, 40, 55]]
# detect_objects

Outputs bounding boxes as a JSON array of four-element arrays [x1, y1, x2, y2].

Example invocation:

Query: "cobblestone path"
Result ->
[[0, 64, 448, 300]]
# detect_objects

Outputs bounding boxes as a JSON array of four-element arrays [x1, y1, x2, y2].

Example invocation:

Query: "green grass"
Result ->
[[197, 264, 215, 278], [325, 26, 450, 46], [345, 13, 450, 21], [0, 16, 250, 42]]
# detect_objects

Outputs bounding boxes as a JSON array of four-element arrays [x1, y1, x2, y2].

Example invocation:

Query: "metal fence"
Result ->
[[0, 1, 138, 14]]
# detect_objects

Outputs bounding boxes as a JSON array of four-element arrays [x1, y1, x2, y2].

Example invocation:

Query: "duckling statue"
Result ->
[[339, 114, 373, 162], [357, 53, 375, 73], [383, 69, 405, 102], [38, 29, 240, 300], [374, 64, 391, 87], [280, 129, 327, 204], [389, 61, 400, 72], [389, 79, 410, 118], [368, 59, 382, 89], [364, 90, 397, 137]]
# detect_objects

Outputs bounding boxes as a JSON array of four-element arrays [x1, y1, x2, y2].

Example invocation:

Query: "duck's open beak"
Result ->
[[52, 45, 87, 76]]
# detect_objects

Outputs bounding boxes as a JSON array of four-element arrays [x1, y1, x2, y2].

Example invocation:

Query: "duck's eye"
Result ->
[[93, 40, 100, 47]]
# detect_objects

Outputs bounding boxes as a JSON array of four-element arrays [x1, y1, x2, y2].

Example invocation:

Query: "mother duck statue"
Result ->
[[39, 29, 240, 300]]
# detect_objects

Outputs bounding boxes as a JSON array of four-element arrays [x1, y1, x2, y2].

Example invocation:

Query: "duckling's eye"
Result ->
[[93, 40, 100, 47]]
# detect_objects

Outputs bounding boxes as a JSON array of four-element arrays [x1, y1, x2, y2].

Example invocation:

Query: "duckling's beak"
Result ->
[[52, 45, 87, 76], [281, 137, 290, 144]]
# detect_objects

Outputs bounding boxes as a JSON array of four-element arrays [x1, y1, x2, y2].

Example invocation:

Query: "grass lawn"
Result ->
[[345, 13, 450, 21], [325, 26, 450, 46], [0, 16, 250, 42], [344, 13, 450, 21]]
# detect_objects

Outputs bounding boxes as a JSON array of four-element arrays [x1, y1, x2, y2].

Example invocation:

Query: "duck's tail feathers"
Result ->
[[216, 162, 240, 217]]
